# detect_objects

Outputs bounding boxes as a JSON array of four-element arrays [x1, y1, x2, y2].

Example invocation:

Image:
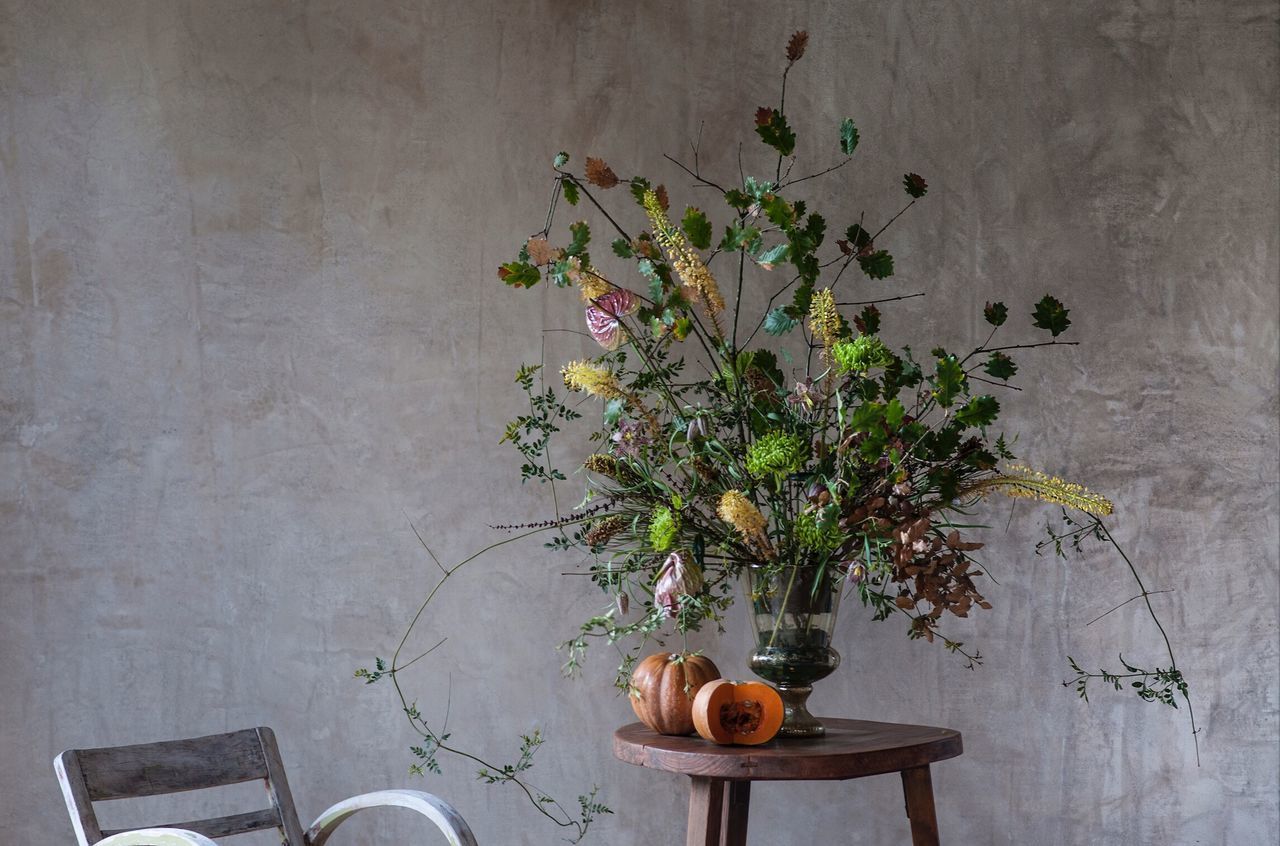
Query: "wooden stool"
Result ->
[[614, 718, 962, 846]]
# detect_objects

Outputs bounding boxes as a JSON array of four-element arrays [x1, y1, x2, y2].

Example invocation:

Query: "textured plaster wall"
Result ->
[[1, 1, 1277, 843]]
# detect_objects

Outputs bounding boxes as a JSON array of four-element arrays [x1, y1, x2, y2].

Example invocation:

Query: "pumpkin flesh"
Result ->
[[692, 679, 784, 745]]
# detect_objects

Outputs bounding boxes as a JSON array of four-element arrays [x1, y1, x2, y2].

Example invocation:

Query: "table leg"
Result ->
[[686, 777, 725, 846], [723, 781, 750, 846], [900, 765, 940, 846]]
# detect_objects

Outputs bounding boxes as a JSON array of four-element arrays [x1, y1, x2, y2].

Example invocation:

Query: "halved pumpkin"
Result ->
[[692, 679, 784, 745], [629, 653, 722, 736]]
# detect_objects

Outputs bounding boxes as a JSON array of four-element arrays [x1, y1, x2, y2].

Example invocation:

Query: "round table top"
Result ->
[[614, 718, 962, 781]]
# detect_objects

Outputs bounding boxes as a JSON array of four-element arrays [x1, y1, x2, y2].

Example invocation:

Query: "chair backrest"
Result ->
[[55, 727, 307, 846]]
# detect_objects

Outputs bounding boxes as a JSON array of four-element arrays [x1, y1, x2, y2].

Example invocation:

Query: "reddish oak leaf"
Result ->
[[526, 236, 556, 266], [584, 157, 619, 189], [755, 106, 773, 127], [786, 31, 809, 63]]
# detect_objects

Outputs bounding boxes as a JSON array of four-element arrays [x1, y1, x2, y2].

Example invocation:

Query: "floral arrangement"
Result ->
[[359, 32, 1194, 841]]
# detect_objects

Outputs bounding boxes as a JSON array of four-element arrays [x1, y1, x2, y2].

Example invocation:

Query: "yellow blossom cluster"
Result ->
[[561, 360, 625, 401], [717, 490, 775, 557], [961, 465, 1114, 517], [807, 287, 842, 351], [641, 189, 725, 337]]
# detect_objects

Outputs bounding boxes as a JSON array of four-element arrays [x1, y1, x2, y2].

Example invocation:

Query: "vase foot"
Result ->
[[774, 684, 825, 738]]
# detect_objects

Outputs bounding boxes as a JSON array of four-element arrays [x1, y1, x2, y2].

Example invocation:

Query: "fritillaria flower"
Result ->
[[686, 416, 707, 441], [787, 378, 817, 416], [610, 419, 652, 458], [654, 551, 703, 619], [585, 288, 638, 351]]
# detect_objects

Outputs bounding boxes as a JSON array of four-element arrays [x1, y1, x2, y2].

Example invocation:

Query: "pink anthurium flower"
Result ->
[[586, 289, 639, 350]]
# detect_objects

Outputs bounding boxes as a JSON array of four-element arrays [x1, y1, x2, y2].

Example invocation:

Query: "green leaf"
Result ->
[[720, 222, 761, 252], [1032, 295, 1071, 336], [984, 351, 1017, 380], [755, 108, 797, 156], [844, 224, 872, 252], [681, 207, 712, 250], [603, 398, 624, 425], [562, 179, 579, 206], [858, 250, 894, 279], [760, 194, 795, 229], [763, 308, 799, 336], [955, 395, 1000, 428], [553, 151, 569, 168], [723, 189, 752, 212], [786, 280, 815, 320], [885, 397, 906, 428], [755, 243, 789, 269], [498, 261, 540, 289], [629, 177, 651, 205], [983, 301, 1008, 327], [611, 238, 633, 258], [839, 118, 859, 155], [566, 221, 590, 257], [849, 402, 886, 434], [933, 355, 967, 407]]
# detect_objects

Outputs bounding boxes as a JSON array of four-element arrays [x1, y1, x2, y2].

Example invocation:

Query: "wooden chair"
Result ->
[[54, 726, 478, 845]]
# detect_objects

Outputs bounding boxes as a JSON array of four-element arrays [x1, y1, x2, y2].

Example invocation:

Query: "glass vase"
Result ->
[[745, 563, 843, 738]]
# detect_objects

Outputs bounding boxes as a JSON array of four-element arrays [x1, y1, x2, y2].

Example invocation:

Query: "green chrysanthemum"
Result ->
[[795, 511, 843, 552], [746, 431, 808, 478], [648, 506, 680, 551], [832, 336, 893, 374]]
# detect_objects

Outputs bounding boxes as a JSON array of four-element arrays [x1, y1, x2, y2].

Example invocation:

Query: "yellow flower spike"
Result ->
[[561, 360, 625, 401], [807, 287, 841, 351], [571, 262, 612, 302], [961, 465, 1114, 517], [717, 490, 775, 557], [641, 189, 725, 338]]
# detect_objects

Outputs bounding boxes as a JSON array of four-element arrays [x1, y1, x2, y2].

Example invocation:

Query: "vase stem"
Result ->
[[774, 684, 824, 738]]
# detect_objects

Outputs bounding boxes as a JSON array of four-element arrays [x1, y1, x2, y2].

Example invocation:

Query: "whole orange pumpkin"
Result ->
[[629, 652, 722, 735]]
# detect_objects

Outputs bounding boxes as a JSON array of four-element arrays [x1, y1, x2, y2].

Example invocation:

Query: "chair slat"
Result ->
[[101, 808, 281, 839], [74, 729, 268, 800], [257, 727, 308, 845]]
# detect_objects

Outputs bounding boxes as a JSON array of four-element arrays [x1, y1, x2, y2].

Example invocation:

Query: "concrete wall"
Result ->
[[2, 1, 1276, 843]]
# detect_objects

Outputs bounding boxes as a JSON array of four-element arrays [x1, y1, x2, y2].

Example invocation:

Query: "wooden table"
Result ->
[[614, 718, 962, 846]]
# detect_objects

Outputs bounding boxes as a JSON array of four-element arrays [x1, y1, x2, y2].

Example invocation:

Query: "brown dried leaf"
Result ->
[[786, 31, 809, 63], [654, 184, 669, 212], [585, 157, 619, 189], [755, 106, 773, 127], [526, 236, 556, 266]]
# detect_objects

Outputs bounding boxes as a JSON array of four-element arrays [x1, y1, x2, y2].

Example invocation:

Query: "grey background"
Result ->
[[2, 1, 1277, 843]]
